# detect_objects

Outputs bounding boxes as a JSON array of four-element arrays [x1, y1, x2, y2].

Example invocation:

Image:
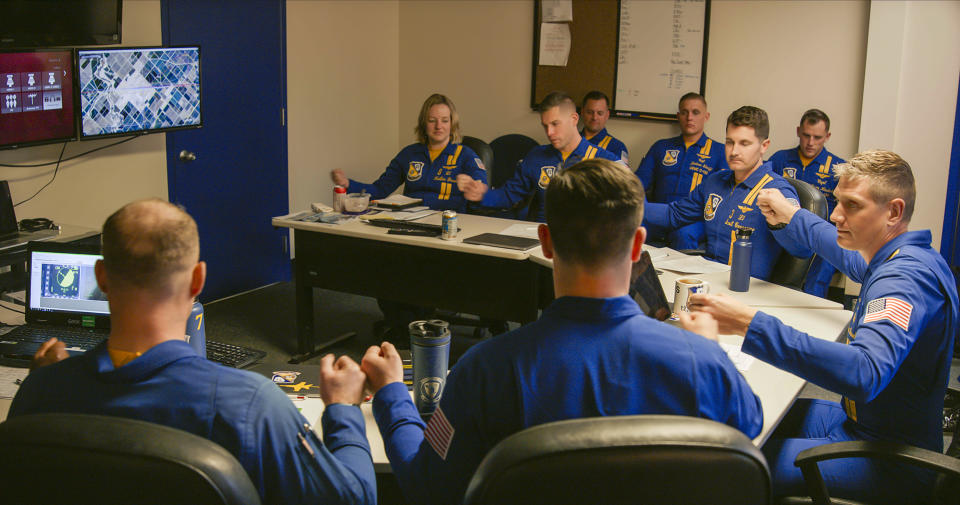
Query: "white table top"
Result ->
[[274, 211, 541, 261]]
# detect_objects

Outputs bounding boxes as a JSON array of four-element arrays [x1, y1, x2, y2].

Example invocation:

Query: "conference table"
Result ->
[[2, 212, 853, 474], [272, 210, 852, 470]]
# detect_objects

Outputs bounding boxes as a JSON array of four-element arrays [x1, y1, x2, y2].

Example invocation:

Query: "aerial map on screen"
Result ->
[[78, 46, 201, 137]]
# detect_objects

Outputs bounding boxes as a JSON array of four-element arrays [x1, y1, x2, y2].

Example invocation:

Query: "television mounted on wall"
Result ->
[[0, 0, 122, 48], [77, 46, 202, 140], [0, 49, 77, 150]]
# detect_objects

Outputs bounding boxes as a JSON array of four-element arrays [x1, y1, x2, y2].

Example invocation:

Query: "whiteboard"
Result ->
[[614, 0, 708, 119]]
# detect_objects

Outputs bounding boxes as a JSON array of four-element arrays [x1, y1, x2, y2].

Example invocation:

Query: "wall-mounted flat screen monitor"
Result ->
[[0, 49, 77, 150], [77, 46, 202, 139], [0, 0, 122, 48]]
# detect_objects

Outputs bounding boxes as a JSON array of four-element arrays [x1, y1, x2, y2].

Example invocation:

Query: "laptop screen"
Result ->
[[28, 249, 109, 316]]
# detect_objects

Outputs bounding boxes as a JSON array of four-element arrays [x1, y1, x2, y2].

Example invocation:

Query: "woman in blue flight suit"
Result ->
[[331, 94, 488, 343], [331, 94, 487, 212]]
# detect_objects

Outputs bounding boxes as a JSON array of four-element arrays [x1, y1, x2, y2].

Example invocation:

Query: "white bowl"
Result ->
[[343, 193, 370, 212]]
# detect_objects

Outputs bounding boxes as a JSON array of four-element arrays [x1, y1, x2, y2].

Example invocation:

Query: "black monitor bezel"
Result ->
[[0, 47, 79, 150], [76, 45, 203, 141], [0, 0, 122, 48]]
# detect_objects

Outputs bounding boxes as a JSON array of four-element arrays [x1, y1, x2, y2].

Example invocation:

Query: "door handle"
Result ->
[[179, 150, 197, 162]]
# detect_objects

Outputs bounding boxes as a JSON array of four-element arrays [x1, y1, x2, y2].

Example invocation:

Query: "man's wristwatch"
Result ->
[[767, 222, 787, 230]]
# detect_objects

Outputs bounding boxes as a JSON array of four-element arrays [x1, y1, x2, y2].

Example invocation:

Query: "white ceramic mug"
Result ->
[[673, 278, 710, 315]]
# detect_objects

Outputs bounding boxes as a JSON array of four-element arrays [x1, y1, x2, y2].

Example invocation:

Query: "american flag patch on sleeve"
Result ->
[[424, 406, 455, 460], [863, 297, 912, 331]]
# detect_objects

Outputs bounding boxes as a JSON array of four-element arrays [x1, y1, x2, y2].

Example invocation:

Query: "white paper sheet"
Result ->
[[0, 366, 28, 399], [642, 244, 670, 261], [655, 255, 731, 274], [719, 342, 755, 372], [538, 23, 571, 66], [366, 210, 438, 221], [373, 194, 422, 206], [541, 0, 573, 22], [499, 223, 541, 239]]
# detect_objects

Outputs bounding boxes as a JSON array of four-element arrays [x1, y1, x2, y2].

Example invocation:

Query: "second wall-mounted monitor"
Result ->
[[77, 46, 202, 139], [0, 49, 77, 150]]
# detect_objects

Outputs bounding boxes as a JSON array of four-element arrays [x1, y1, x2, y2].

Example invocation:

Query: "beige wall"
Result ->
[[287, 0, 400, 212], [859, 1, 960, 250], [396, 1, 868, 170], [0, 1, 165, 230]]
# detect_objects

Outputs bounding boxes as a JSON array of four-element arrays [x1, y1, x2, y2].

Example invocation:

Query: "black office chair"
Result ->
[[0, 413, 262, 505], [769, 177, 829, 290], [462, 135, 494, 175], [488, 134, 539, 219], [463, 415, 771, 505]]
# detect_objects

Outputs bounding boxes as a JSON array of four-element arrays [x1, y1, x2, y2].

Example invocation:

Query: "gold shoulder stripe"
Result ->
[[701, 138, 712, 155], [823, 156, 833, 174], [449, 144, 463, 165], [743, 174, 773, 205], [886, 248, 900, 261], [599, 136, 612, 150], [585, 146, 597, 159]]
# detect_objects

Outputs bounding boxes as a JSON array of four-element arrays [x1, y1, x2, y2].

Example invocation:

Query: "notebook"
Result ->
[[0, 241, 110, 362], [462, 233, 541, 251]]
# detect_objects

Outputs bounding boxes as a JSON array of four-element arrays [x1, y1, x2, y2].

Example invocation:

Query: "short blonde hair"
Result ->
[[414, 94, 461, 145], [834, 149, 916, 222]]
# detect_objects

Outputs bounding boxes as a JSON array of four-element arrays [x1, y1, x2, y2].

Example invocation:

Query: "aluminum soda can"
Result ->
[[185, 301, 206, 356], [409, 320, 451, 416], [441, 210, 457, 240]]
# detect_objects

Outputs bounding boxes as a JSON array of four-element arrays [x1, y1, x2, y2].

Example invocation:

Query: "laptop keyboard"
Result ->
[[206, 340, 266, 369], [3, 326, 107, 351]]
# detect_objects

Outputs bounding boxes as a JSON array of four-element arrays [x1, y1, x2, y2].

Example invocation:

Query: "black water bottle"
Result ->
[[729, 228, 753, 292]]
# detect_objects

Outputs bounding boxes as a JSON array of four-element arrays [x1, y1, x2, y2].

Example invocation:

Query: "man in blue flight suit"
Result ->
[[10, 199, 376, 505], [636, 92, 728, 249], [580, 90, 629, 164], [689, 150, 958, 504], [332, 93, 487, 212], [644, 106, 799, 280], [456, 91, 622, 222], [362, 158, 763, 505], [768, 109, 846, 298]]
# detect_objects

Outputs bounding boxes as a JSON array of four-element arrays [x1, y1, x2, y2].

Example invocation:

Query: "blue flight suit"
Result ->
[[372, 296, 763, 505], [583, 127, 629, 164], [644, 163, 799, 281], [768, 147, 846, 298], [9, 340, 376, 505], [348, 142, 487, 212], [635, 134, 728, 249], [747, 209, 958, 503], [480, 138, 621, 222]]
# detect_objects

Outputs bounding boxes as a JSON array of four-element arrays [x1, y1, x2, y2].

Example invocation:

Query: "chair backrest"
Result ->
[[462, 136, 494, 175], [0, 413, 262, 505], [770, 177, 829, 290], [489, 134, 538, 188], [463, 415, 771, 505]]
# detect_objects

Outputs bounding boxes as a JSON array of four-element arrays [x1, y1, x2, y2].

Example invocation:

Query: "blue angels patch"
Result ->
[[783, 167, 797, 178], [662, 149, 680, 166], [474, 157, 486, 171], [537, 166, 556, 189], [704, 193, 722, 221], [407, 161, 424, 181]]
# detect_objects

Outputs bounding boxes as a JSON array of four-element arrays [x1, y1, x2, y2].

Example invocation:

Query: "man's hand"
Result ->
[[360, 342, 404, 394], [318, 353, 366, 406], [31, 337, 68, 371], [456, 174, 488, 202], [757, 188, 800, 226], [678, 311, 719, 342], [687, 293, 757, 336], [330, 169, 349, 187]]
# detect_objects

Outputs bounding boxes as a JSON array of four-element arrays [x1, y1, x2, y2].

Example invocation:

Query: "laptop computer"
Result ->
[[0, 241, 110, 363], [630, 250, 672, 321]]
